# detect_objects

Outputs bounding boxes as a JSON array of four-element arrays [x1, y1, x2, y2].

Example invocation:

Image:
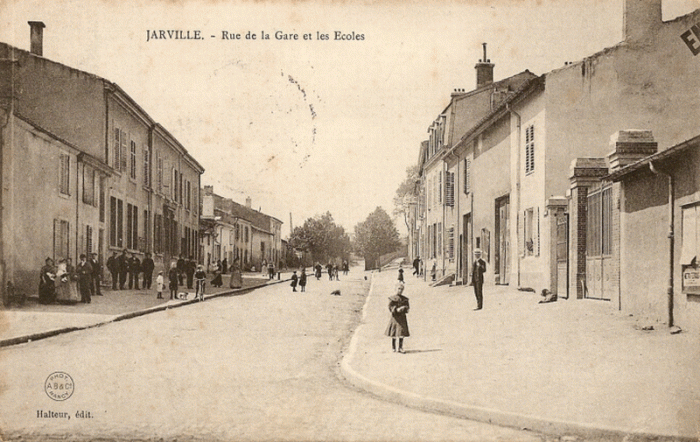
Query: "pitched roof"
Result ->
[[211, 193, 282, 234]]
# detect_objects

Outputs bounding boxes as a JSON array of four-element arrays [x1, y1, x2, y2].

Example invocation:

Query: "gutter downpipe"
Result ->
[[506, 102, 522, 287], [649, 161, 674, 327]]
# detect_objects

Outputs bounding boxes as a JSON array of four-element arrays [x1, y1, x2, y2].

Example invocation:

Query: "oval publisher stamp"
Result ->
[[44, 372, 74, 401]]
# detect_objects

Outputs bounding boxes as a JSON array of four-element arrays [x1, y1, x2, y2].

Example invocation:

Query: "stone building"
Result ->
[[0, 22, 204, 297]]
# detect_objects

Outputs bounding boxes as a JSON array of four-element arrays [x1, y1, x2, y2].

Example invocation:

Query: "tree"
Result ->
[[354, 207, 401, 270], [288, 212, 351, 264], [393, 164, 420, 231]]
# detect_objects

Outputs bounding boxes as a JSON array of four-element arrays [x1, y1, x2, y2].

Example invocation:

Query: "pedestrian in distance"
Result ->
[[471, 249, 487, 310], [222, 257, 228, 275], [76, 254, 93, 304], [89, 253, 102, 296], [156, 271, 164, 299], [314, 262, 322, 280], [430, 255, 437, 281], [385, 283, 409, 353], [412, 256, 420, 277], [177, 255, 186, 286], [398, 268, 404, 283], [291, 270, 298, 292], [168, 262, 179, 300], [127, 252, 141, 290], [342, 260, 349, 276], [268, 261, 275, 280], [326, 262, 333, 280], [117, 249, 128, 290], [142, 253, 155, 290], [211, 259, 223, 288], [186, 256, 196, 289], [106, 251, 118, 290], [39, 257, 57, 304], [229, 257, 243, 289], [194, 264, 207, 301], [333, 264, 340, 281], [299, 268, 307, 292]]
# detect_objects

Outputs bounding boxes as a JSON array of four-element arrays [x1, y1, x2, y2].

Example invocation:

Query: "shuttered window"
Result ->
[[445, 172, 454, 207], [53, 219, 70, 260], [525, 124, 535, 174], [464, 158, 471, 194], [120, 130, 127, 172], [59, 153, 70, 196]]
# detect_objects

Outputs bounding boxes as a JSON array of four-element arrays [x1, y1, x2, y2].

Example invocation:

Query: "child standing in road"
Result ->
[[385, 283, 410, 353], [156, 271, 164, 299], [398, 268, 404, 283], [291, 270, 298, 292], [299, 269, 307, 292]]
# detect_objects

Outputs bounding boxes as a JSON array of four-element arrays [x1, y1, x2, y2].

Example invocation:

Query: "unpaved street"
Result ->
[[0, 270, 541, 441]]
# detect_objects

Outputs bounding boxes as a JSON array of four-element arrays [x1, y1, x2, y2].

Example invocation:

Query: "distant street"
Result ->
[[0, 268, 540, 442]]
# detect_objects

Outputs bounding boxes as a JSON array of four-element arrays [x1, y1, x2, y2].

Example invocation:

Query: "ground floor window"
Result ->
[[54, 219, 70, 261]]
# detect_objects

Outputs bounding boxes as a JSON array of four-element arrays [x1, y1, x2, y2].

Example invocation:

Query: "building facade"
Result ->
[[0, 24, 204, 297]]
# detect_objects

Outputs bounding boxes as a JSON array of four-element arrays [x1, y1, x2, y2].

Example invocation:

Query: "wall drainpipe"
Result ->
[[650, 161, 674, 327]]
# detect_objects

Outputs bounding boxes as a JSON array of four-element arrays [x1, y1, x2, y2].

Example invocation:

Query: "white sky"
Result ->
[[2, 0, 699, 237]]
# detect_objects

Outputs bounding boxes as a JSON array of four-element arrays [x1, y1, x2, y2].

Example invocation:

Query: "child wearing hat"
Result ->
[[156, 271, 164, 299]]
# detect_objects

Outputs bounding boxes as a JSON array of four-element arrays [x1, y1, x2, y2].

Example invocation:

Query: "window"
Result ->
[[113, 128, 120, 170], [86, 225, 93, 254], [130, 140, 137, 179], [525, 124, 535, 174], [445, 171, 454, 207], [143, 146, 150, 187], [99, 177, 105, 222], [447, 226, 454, 260], [464, 158, 471, 194], [120, 130, 127, 172], [110, 197, 124, 248], [186, 180, 191, 210], [144, 209, 150, 252], [53, 219, 70, 260], [59, 153, 70, 196], [82, 166, 95, 206], [156, 153, 163, 193], [587, 187, 612, 257], [437, 222, 442, 257], [154, 214, 163, 254], [245, 226, 249, 243], [126, 203, 138, 250], [438, 172, 442, 204]]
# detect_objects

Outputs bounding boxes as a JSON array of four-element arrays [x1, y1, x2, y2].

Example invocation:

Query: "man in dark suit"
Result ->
[[471, 249, 487, 310], [76, 254, 93, 304], [128, 253, 141, 290], [177, 255, 186, 286], [185, 256, 196, 289], [90, 253, 102, 296], [142, 253, 155, 290], [117, 249, 128, 290], [106, 251, 118, 290]]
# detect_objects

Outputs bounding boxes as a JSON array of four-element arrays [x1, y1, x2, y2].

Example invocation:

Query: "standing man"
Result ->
[[117, 249, 128, 290], [412, 256, 420, 277], [89, 253, 102, 296], [106, 251, 118, 290], [76, 254, 93, 304], [142, 253, 155, 290], [186, 256, 196, 290], [128, 253, 141, 290], [471, 249, 487, 310], [177, 255, 186, 286]]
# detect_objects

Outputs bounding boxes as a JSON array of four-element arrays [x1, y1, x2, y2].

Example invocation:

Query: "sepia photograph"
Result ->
[[1, 0, 699, 440]]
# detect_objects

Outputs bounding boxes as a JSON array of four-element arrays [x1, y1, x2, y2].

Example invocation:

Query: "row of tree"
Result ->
[[287, 207, 401, 269]]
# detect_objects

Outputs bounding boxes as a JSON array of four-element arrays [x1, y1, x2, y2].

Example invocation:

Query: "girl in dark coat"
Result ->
[[168, 262, 179, 300], [385, 283, 410, 353], [290, 271, 298, 292]]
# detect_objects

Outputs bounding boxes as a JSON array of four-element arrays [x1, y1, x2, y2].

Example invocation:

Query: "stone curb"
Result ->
[[339, 274, 698, 442], [0, 278, 290, 349]]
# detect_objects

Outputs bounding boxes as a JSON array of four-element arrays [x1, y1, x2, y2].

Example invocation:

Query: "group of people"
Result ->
[[290, 268, 307, 292], [312, 261, 348, 281], [105, 250, 157, 291], [39, 253, 102, 305]]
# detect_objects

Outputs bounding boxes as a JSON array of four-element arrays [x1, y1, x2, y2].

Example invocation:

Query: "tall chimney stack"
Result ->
[[623, 0, 662, 43], [474, 42, 494, 89], [28, 21, 45, 56], [245, 196, 252, 208]]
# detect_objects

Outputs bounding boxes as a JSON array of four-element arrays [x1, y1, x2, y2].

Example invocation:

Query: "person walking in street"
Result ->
[[186, 256, 196, 289], [314, 262, 322, 280], [117, 249, 128, 290], [398, 268, 404, 283], [385, 283, 410, 353], [412, 256, 420, 277], [89, 253, 102, 296], [326, 262, 333, 280], [222, 257, 228, 275], [76, 254, 93, 304], [430, 255, 437, 281], [471, 249, 487, 310], [142, 253, 155, 290], [268, 261, 275, 280], [156, 271, 164, 299], [299, 268, 307, 292], [177, 255, 186, 286], [194, 264, 207, 302], [211, 259, 223, 288], [168, 262, 179, 300], [229, 257, 243, 289], [290, 270, 298, 292], [106, 251, 118, 290], [333, 264, 340, 281], [342, 260, 349, 276], [39, 257, 57, 304], [128, 252, 141, 290]]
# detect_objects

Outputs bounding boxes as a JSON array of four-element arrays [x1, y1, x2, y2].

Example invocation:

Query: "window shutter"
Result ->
[[114, 128, 120, 169], [536, 206, 540, 257], [446, 172, 454, 207], [120, 130, 127, 172]]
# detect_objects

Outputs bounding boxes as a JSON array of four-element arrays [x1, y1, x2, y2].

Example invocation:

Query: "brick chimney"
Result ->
[[475, 43, 494, 89], [245, 196, 252, 208], [623, 0, 662, 43], [28, 21, 45, 56], [203, 185, 214, 195], [607, 130, 658, 172]]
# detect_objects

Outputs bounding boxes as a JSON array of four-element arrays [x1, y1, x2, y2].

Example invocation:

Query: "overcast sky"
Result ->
[[2, 0, 699, 237]]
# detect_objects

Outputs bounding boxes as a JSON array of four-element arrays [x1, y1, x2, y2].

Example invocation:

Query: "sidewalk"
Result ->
[[342, 266, 700, 441], [0, 271, 278, 347]]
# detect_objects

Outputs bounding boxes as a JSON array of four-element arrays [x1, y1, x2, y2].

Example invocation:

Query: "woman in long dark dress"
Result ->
[[385, 283, 410, 353], [211, 260, 223, 287], [229, 257, 243, 289], [39, 258, 57, 304]]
